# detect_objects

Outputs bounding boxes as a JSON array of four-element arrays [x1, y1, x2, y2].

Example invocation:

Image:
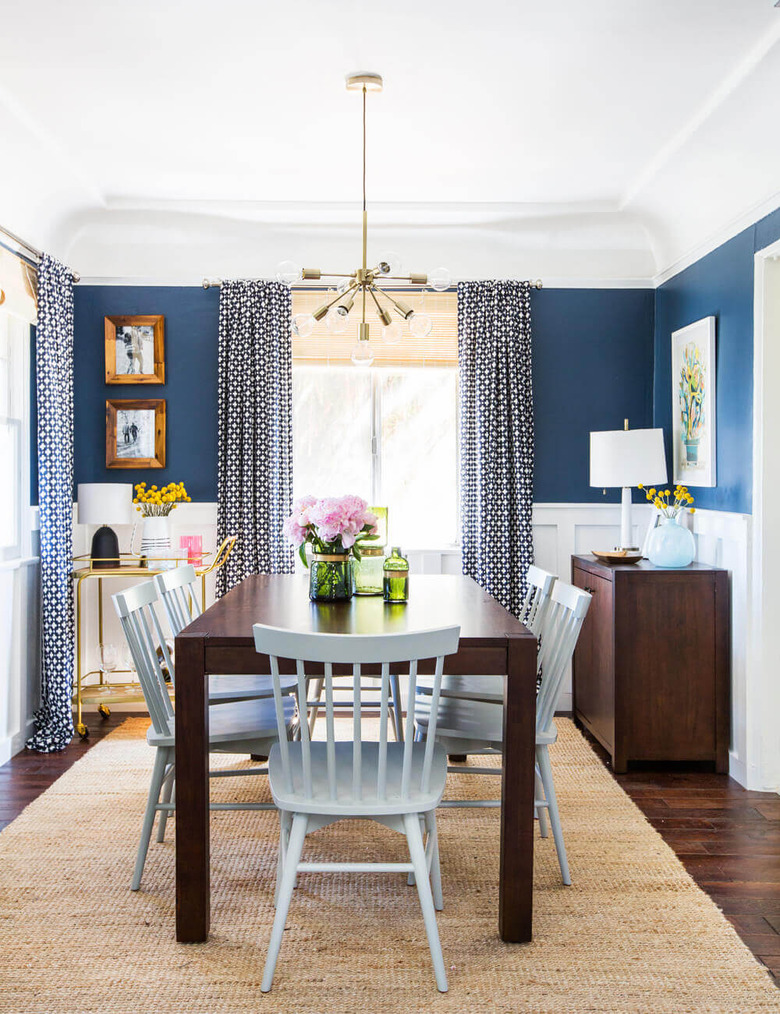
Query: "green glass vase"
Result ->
[[309, 553, 354, 602], [383, 546, 409, 603], [354, 546, 385, 595]]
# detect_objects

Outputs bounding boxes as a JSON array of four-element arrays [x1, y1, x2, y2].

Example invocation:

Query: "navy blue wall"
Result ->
[[73, 286, 219, 502], [533, 288, 655, 502], [653, 206, 780, 515], [72, 284, 656, 505]]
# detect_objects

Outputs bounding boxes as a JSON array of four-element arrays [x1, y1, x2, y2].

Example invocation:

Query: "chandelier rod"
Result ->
[[361, 84, 368, 331]]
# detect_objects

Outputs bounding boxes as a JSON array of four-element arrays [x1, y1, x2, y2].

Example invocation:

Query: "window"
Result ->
[[0, 311, 31, 561], [292, 290, 459, 548]]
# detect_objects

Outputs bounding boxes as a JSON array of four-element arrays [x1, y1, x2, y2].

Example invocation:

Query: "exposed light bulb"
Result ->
[[351, 340, 375, 366], [429, 267, 452, 292], [377, 251, 403, 276], [326, 308, 348, 334], [382, 321, 403, 345], [276, 260, 301, 285], [292, 313, 315, 338], [408, 312, 432, 338]]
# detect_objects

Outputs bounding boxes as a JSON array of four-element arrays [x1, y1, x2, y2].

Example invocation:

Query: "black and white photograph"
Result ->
[[104, 314, 165, 384], [106, 398, 166, 469], [115, 324, 154, 377], [115, 407, 154, 459]]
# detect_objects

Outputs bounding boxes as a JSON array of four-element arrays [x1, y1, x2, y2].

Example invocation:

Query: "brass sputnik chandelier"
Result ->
[[276, 72, 451, 365]]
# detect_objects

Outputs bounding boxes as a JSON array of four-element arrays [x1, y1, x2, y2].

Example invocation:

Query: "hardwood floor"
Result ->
[[0, 712, 144, 832], [576, 722, 780, 984], [1, 713, 778, 985]]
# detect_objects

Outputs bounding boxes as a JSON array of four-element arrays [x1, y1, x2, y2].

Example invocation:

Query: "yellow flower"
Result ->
[[638, 483, 644, 490], [690, 508, 696, 514], [649, 488, 656, 496]]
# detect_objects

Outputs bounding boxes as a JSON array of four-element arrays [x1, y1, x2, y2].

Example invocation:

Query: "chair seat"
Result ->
[[208, 673, 297, 702], [417, 674, 504, 704], [268, 740, 447, 816], [416, 699, 558, 749], [147, 695, 295, 749]]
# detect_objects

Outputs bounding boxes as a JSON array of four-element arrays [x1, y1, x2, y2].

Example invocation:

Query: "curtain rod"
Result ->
[[202, 277, 544, 290], [0, 222, 80, 283]]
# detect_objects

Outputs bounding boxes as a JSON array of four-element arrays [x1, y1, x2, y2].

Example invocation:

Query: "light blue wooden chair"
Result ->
[[113, 580, 294, 891], [252, 623, 461, 993]]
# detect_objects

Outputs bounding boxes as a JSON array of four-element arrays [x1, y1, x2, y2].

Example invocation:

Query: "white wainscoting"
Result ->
[[688, 508, 752, 788], [67, 501, 755, 788], [0, 555, 40, 764]]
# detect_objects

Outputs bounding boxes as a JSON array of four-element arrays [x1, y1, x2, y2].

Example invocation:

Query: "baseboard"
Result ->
[[728, 750, 747, 788], [0, 719, 36, 765]]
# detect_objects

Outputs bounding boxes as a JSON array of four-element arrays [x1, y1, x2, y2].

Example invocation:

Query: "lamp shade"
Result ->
[[590, 429, 668, 489], [77, 483, 134, 525]]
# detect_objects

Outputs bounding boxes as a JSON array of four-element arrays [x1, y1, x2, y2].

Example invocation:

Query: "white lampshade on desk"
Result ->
[[590, 425, 667, 550], [77, 483, 134, 568]]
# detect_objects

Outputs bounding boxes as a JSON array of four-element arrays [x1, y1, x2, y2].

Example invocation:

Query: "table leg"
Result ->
[[499, 634, 537, 942], [175, 634, 210, 942]]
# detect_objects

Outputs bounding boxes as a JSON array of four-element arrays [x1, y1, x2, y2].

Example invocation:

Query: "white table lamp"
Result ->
[[77, 483, 134, 568], [590, 422, 668, 551]]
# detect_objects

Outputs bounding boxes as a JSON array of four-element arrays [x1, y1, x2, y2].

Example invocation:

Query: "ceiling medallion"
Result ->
[[277, 72, 451, 365]]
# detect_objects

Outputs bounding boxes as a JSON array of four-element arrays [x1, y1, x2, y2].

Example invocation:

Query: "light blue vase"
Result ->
[[647, 515, 695, 568]]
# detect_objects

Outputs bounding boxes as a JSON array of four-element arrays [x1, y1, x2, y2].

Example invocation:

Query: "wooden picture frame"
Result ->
[[105, 315, 165, 384], [106, 399, 166, 469]]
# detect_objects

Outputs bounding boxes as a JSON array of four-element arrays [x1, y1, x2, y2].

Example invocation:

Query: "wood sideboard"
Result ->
[[571, 555, 730, 773]]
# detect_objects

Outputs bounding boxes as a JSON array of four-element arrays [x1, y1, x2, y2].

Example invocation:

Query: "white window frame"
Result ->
[[0, 313, 32, 563]]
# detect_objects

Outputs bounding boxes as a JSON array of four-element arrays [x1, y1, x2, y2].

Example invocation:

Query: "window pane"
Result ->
[[0, 419, 19, 551], [293, 366, 373, 500], [380, 368, 458, 548]]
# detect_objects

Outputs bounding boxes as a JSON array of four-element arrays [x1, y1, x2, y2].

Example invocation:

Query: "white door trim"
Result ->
[[749, 239, 780, 791]]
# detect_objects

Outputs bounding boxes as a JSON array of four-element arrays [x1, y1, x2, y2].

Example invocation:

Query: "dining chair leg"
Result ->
[[425, 811, 444, 911], [274, 810, 292, 907], [404, 813, 448, 992], [390, 673, 404, 742], [537, 744, 570, 885], [156, 764, 175, 843], [131, 746, 170, 891], [262, 812, 309, 993], [535, 771, 549, 838]]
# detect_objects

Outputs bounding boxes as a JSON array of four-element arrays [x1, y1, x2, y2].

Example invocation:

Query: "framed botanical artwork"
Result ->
[[106, 399, 166, 469], [105, 315, 165, 384], [671, 316, 716, 487]]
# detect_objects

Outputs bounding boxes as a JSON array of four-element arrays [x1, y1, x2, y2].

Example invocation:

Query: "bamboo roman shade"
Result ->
[[292, 289, 457, 367]]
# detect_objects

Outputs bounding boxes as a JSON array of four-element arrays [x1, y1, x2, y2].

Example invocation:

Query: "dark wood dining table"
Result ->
[[174, 572, 538, 944]]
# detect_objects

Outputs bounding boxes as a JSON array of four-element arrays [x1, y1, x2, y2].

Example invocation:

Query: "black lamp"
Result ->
[[77, 483, 133, 569]]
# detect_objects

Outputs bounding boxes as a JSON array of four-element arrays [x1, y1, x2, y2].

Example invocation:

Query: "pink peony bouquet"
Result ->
[[283, 494, 379, 567]]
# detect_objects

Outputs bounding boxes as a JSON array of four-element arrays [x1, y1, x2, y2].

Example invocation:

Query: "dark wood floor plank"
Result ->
[[574, 722, 780, 984]]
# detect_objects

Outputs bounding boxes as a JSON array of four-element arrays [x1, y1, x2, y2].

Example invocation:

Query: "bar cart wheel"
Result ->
[[76, 722, 89, 739], [98, 703, 111, 719]]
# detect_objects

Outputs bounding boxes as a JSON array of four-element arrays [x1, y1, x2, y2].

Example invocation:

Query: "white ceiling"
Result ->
[[1, 0, 779, 282]]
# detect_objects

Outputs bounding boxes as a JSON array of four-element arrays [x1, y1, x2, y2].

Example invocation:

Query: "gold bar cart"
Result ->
[[71, 536, 236, 738]]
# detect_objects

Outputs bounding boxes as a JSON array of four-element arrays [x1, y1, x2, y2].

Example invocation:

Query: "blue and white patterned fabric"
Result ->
[[458, 280, 535, 619], [27, 254, 75, 752], [216, 280, 294, 596]]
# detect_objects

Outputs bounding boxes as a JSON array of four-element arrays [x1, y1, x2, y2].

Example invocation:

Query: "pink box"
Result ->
[[180, 535, 204, 567]]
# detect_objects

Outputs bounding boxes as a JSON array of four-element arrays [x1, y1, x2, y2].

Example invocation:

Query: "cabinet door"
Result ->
[[572, 567, 614, 752]]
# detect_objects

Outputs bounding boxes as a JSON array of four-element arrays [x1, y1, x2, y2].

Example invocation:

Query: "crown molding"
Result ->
[[653, 189, 780, 287]]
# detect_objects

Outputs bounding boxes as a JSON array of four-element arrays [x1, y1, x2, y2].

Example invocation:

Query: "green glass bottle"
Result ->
[[383, 546, 409, 603]]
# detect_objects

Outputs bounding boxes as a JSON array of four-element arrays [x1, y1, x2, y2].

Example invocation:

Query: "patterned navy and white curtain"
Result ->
[[458, 280, 535, 618], [27, 255, 75, 752], [216, 280, 294, 596]]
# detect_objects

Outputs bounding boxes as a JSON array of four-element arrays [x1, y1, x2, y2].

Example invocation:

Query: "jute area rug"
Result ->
[[0, 718, 777, 1014]]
